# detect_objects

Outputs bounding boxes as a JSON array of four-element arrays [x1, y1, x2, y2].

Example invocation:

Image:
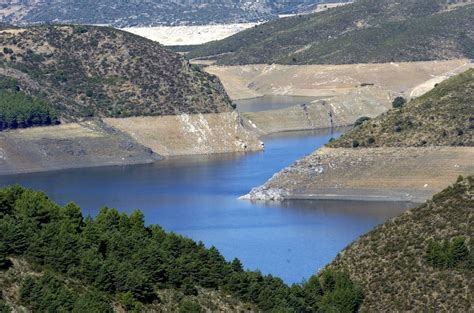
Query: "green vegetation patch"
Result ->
[[426, 236, 473, 269], [0, 185, 363, 312], [0, 78, 59, 131]]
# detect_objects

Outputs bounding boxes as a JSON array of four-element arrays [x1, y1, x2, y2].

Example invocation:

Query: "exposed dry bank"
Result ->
[[242, 147, 474, 203], [242, 85, 391, 134], [104, 112, 263, 156], [242, 69, 474, 202], [205, 60, 472, 100], [0, 121, 157, 175]]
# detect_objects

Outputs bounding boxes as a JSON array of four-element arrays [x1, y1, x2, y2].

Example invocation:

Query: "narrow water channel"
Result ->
[[0, 128, 412, 283]]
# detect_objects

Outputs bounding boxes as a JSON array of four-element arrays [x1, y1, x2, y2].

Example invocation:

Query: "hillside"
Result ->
[[0, 25, 233, 121], [188, 0, 474, 65], [0, 185, 364, 312], [329, 69, 474, 148], [329, 176, 473, 311], [0, 0, 327, 27]]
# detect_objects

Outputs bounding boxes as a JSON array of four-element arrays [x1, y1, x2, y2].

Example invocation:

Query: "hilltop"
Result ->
[[329, 69, 474, 148], [329, 176, 473, 311], [0, 25, 233, 121], [188, 0, 474, 65]]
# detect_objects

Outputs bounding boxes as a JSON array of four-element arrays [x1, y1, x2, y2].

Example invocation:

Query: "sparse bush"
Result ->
[[179, 300, 203, 313], [354, 116, 371, 127], [392, 97, 406, 109]]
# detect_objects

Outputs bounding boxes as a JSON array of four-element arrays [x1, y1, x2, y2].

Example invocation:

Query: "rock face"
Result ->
[[104, 112, 263, 156]]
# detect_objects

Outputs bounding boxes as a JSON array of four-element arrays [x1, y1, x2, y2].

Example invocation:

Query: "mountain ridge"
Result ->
[[188, 0, 474, 65]]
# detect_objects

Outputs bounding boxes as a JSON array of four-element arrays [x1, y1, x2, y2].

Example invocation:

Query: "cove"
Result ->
[[0, 128, 412, 284]]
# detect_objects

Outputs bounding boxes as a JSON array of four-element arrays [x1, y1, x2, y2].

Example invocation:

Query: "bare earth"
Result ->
[[0, 121, 157, 175], [242, 147, 474, 203], [104, 112, 263, 156], [205, 60, 473, 100]]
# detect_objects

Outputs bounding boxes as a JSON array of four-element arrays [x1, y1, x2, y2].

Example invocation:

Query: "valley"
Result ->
[[1, 0, 473, 311]]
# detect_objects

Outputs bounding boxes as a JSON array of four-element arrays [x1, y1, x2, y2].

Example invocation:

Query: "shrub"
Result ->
[[354, 116, 371, 127], [366, 137, 375, 144], [352, 140, 360, 148], [425, 237, 471, 269], [392, 97, 406, 109], [179, 300, 203, 313]]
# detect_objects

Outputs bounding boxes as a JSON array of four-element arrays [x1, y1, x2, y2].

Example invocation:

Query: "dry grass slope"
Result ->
[[329, 176, 473, 311]]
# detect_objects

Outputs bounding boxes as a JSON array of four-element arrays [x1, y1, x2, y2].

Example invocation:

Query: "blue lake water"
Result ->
[[235, 95, 320, 112], [0, 128, 412, 284]]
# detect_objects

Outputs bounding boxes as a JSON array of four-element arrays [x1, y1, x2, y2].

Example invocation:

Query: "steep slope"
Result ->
[[329, 176, 473, 311], [189, 0, 474, 65], [0, 25, 233, 120], [329, 69, 474, 148], [0, 0, 325, 27]]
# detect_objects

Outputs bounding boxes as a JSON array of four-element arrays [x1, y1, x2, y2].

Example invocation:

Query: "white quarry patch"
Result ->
[[122, 23, 258, 46]]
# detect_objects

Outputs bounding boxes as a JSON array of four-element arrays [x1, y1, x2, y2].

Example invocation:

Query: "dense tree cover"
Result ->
[[0, 79, 59, 130], [0, 185, 363, 312], [426, 237, 473, 269]]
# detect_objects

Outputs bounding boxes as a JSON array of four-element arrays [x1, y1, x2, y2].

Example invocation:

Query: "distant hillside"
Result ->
[[329, 69, 474, 147], [0, 25, 233, 120], [188, 0, 474, 65], [329, 176, 473, 311], [0, 0, 329, 27]]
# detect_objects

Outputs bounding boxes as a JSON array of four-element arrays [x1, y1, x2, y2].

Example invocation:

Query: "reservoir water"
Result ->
[[0, 128, 412, 284], [235, 95, 320, 112]]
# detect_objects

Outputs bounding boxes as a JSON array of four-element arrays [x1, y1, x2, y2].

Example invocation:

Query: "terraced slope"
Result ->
[[329, 176, 474, 311], [0, 25, 233, 120], [329, 69, 474, 148], [189, 0, 474, 65]]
